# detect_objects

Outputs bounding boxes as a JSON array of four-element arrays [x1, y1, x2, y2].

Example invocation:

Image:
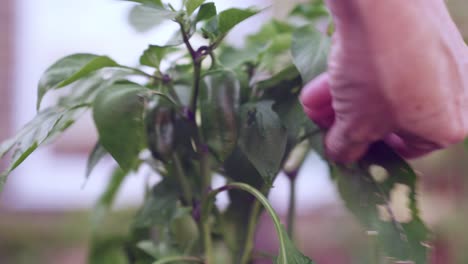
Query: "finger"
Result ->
[[325, 121, 372, 164], [300, 73, 335, 128], [384, 134, 441, 159]]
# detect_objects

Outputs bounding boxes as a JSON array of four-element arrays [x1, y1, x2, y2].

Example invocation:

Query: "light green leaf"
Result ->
[[200, 69, 240, 161], [133, 179, 180, 228], [91, 167, 129, 229], [291, 26, 330, 83], [195, 2, 216, 23], [185, 0, 205, 16], [128, 5, 178, 33], [204, 7, 259, 38], [289, 1, 329, 21], [37, 54, 118, 109], [140, 45, 176, 68], [333, 142, 430, 264], [218, 8, 259, 34], [0, 105, 88, 191], [122, 0, 163, 7], [86, 142, 108, 179], [93, 82, 148, 170], [238, 101, 287, 184], [275, 225, 315, 264]]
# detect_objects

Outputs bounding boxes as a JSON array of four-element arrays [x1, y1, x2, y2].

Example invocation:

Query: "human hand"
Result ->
[[300, 0, 468, 163]]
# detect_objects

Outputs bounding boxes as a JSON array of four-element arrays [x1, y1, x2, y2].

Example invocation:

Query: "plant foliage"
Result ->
[[0, 0, 430, 263]]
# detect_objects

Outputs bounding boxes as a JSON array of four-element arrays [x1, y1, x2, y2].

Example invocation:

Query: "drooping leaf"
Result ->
[[238, 101, 288, 184], [0, 104, 88, 191], [128, 4, 178, 32], [200, 69, 240, 161], [140, 45, 176, 68], [333, 142, 430, 264], [93, 82, 148, 170], [185, 0, 205, 16], [195, 2, 216, 23], [133, 179, 180, 228], [275, 224, 315, 264], [91, 166, 129, 229], [37, 54, 118, 109], [291, 26, 330, 83], [86, 142, 108, 179]]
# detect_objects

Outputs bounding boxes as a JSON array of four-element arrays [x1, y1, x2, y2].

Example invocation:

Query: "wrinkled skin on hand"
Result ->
[[300, 0, 468, 163]]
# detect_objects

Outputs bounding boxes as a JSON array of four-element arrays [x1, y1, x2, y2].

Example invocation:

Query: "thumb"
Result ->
[[325, 121, 373, 164]]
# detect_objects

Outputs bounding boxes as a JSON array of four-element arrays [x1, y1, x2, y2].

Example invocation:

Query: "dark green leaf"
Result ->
[[93, 82, 148, 170], [291, 26, 330, 83], [91, 167, 129, 229], [276, 224, 315, 264], [195, 2, 216, 23], [274, 98, 317, 145], [86, 142, 108, 179], [37, 54, 118, 109], [185, 0, 205, 16], [333, 142, 430, 264], [89, 235, 127, 264], [128, 5, 178, 32], [140, 45, 176, 68], [0, 104, 88, 191], [238, 101, 288, 184], [133, 179, 180, 228], [200, 69, 240, 161]]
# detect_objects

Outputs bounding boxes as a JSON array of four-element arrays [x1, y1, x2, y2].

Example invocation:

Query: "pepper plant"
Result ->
[[0, 0, 431, 263]]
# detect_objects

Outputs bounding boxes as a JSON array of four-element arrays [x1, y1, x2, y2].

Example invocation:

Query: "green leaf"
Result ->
[[195, 2, 216, 23], [289, 1, 329, 21], [93, 82, 148, 170], [37, 54, 118, 109], [133, 179, 180, 228], [185, 0, 205, 16], [204, 8, 259, 38], [128, 5, 178, 33], [332, 142, 430, 264], [91, 167, 129, 229], [274, 98, 317, 145], [218, 8, 259, 34], [86, 142, 108, 179], [200, 69, 240, 161], [122, 0, 163, 7], [140, 45, 176, 68], [89, 235, 127, 264], [291, 26, 330, 83], [275, 225, 315, 264], [0, 104, 88, 191], [238, 101, 288, 184]]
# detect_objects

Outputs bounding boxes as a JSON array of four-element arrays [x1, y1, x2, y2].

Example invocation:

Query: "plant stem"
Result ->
[[204, 183, 290, 264], [152, 256, 204, 264], [240, 199, 262, 264], [189, 61, 202, 114], [172, 153, 193, 204], [287, 178, 296, 239]]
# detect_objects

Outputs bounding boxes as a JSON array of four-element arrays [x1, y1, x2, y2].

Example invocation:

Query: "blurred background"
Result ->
[[0, 0, 468, 263]]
